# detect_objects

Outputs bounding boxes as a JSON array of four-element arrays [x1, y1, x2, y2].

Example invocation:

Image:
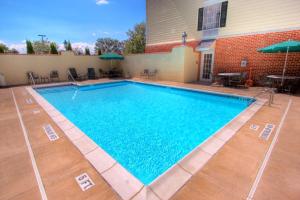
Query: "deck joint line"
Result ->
[[129, 186, 145, 200], [246, 99, 292, 200], [177, 163, 193, 176], [11, 89, 48, 200], [101, 162, 117, 174]]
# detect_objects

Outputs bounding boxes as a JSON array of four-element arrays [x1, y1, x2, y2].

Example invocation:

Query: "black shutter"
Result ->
[[220, 1, 228, 27], [197, 8, 204, 31]]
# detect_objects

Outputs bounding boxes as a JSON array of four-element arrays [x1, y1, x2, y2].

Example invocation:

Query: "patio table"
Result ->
[[267, 75, 300, 93], [266, 75, 300, 80], [217, 73, 242, 86]]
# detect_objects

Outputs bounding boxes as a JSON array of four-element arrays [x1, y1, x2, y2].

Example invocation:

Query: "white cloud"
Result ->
[[9, 43, 27, 54], [0, 40, 27, 54], [96, 0, 109, 5], [92, 32, 97, 37]]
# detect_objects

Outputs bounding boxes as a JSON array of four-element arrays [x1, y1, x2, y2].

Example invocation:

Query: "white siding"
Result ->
[[146, 0, 300, 45]]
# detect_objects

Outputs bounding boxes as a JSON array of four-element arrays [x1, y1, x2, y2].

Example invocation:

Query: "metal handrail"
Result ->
[[29, 73, 36, 85], [254, 87, 275, 106], [68, 70, 76, 82]]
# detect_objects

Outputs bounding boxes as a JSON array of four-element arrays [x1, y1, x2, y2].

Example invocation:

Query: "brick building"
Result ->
[[145, 0, 300, 83]]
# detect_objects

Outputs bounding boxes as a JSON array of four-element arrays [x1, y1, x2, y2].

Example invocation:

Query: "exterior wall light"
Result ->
[[182, 32, 188, 45]]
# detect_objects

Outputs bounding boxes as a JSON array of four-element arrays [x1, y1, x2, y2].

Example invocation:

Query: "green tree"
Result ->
[[0, 43, 9, 53], [63, 40, 68, 50], [33, 41, 50, 54], [124, 22, 146, 54], [26, 40, 35, 54], [85, 47, 90, 55], [95, 38, 124, 54], [66, 41, 72, 51], [50, 42, 58, 54]]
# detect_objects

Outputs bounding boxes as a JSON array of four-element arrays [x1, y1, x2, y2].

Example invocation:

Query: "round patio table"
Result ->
[[217, 73, 242, 86], [267, 75, 300, 93], [217, 73, 242, 77], [266, 75, 300, 80]]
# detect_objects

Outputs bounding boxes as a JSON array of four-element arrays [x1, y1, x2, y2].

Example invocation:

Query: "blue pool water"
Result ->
[[36, 81, 253, 184]]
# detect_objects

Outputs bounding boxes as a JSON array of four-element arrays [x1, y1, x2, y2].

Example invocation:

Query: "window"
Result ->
[[198, 1, 228, 31], [202, 3, 221, 30]]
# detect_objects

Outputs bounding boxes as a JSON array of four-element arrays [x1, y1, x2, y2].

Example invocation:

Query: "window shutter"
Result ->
[[197, 8, 204, 31], [220, 1, 228, 27]]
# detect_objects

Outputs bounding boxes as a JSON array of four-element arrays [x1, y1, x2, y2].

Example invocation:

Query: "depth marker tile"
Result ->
[[25, 98, 33, 104], [43, 124, 59, 141], [260, 123, 275, 140], [250, 124, 260, 131], [75, 173, 95, 191], [33, 109, 41, 114]]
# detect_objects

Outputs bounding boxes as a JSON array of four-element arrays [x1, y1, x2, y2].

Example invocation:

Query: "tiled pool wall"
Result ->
[[27, 81, 266, 200]]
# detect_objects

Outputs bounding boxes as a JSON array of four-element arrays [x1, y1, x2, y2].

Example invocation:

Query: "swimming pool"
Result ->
[[36, 81, 254, 185]]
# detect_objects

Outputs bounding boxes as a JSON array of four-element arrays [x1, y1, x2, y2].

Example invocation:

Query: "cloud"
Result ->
[[92, 32, 97, 37], [8, 43, 27, 54], [96, 0, 109, 5], [0, 40, 27, 54]]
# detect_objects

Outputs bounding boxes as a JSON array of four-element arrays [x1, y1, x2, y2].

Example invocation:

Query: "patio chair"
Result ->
[[148, 69, 158, 79], [212, 73, 223, 86], [99, 68, 109, 78], [228, 72, 248, 88], [280, 79, 299, 94], [108, 67, 123, 78], [50, 70, 59, 82], [140, 69, 149, 78], [68, 68, 87, 81], [26, 71, 39, 85], [255, 75, 273, 88], [87, 68, 97, 79]]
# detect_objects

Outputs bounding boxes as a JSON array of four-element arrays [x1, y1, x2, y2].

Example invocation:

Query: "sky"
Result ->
[[0, 0, 145, 53]]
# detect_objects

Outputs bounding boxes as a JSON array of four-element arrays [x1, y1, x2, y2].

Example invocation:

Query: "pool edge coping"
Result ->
[[26, 80, 266, 200]]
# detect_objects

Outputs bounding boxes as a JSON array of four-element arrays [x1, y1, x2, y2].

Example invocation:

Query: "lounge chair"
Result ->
[[99, 68, 109, 78], [140, 69, 149, 78], [50, 70, 59, 82], [148, 69, 158, 79], [26, 71, 39, 84], [87, 68, 97, 79], [108, 67, 123, 78], [68, 68, 87, 81]]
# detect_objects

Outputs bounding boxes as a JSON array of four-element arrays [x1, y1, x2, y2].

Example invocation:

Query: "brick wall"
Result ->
[[145, 41, 199, 53], [214, 30, 300, 82]]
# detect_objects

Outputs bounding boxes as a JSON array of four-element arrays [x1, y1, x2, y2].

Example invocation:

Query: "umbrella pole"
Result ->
[[281, 46, 289, 86]]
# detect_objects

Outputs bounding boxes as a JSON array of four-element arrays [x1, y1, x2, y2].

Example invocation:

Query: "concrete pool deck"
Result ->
[[1, 78, 299, 200]]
